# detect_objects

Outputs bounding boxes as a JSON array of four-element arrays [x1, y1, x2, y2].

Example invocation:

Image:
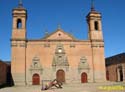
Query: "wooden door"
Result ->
[[81, 72, 87, 83], [32, 74, 40, 85], [56, 69, 65, 83]]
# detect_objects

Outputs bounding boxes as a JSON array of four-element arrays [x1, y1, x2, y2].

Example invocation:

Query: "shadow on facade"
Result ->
[[0, 63, 14, 89]]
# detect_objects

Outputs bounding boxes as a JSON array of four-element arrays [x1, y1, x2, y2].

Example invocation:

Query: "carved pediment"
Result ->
[[52, 56, 69, 66], [30, 56, 43, 73], [78, 56, 89, 70], [43, 29, 76, 40], [52, 43, 69, 67]]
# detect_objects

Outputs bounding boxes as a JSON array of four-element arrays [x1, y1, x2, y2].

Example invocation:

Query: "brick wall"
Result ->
[[0, 61, 7, 85]]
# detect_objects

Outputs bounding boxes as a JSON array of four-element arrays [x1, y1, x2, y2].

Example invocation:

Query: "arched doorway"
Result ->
[[56, 69, 65, 83], [119, 69, 123, 81], [81, 72, 87, 83], [117, 66, 123, 82], [32, 73, 40, 85], [106, 71, 109, 80]]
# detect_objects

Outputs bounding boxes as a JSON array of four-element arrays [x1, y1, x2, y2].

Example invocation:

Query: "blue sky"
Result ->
[[0, 0, 125, 61]]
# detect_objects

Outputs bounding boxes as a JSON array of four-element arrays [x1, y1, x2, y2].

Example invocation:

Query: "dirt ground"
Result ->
[[0, 82, 125, 92]]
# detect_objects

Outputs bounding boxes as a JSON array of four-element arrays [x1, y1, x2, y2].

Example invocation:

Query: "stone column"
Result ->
[[117, 68, 120, 82], [122, 65, 125, 82]]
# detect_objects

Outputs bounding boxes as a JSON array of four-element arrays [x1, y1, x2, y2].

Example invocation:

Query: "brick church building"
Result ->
[[11, 1, 106, 86]]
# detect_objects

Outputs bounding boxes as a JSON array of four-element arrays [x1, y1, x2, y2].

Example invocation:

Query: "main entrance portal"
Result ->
[[81, 72, 87, 83], [32, 73, 40, 85], [56, 69, 65, 83]]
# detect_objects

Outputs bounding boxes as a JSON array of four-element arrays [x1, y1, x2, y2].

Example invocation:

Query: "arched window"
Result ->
[[17, 19, 22, 29], [94, 21, 99, 31]]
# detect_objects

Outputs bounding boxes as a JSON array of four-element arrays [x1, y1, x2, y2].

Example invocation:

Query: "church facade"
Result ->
[[11, 2, 106, 86]]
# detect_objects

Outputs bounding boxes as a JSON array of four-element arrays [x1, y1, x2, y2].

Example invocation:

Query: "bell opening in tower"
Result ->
[[17, 19, 22, 29]]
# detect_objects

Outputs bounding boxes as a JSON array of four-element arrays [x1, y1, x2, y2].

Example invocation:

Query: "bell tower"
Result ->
[[86, 1, 106, 82], [11, 0, 27, 86], [87, 2, 103, 40], [12, 0, 27, 39]]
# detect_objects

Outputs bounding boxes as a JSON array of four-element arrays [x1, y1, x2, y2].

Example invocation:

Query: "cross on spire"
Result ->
[[91, 0, 95, 11], [57, 24, 61, 30], [18, 0, 23, 7], [45, 29, 49, 36]]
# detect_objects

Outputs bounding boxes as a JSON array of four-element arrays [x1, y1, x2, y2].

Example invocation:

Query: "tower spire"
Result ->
[[18, 0, 23, 7], [91, 0, 95, 11]]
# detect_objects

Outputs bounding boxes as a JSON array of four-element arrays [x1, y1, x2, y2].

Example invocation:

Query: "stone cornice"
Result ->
[[27, 39, 91, 43], [90, 39, 104, 42], [11, 38, 26, 41]]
